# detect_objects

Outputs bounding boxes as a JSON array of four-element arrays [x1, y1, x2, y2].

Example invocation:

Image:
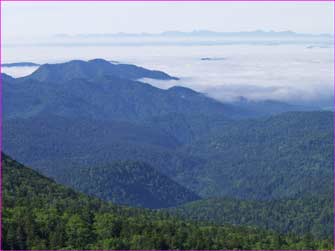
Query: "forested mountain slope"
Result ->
[[3, 110, 333, 206], [2, 114, 204, 198], [183, 111, 333, 199], [168, 196, 333, 239], [4, 153, 332, 250], [56, 160, 200, 208]]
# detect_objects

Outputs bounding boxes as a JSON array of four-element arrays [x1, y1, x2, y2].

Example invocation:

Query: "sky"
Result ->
[[2, 1, 334, 44]]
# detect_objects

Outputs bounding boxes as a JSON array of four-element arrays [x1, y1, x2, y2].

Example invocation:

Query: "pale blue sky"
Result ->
[[3, 1, 334, 43]]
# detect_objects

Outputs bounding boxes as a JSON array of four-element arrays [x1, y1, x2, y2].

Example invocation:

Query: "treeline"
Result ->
[[2, 153, 333, 250]]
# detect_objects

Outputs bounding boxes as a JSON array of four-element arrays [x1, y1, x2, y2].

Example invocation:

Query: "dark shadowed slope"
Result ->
[[2, 113, 202, 179], [58, 160, 200, 208]]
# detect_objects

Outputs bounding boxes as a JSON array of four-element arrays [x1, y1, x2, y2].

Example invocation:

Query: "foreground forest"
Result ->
[[2, 154, 333, 250]]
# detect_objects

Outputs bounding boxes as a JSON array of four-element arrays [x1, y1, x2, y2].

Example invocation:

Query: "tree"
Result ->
[[65, 214, 91, 249], [93, 213, 122, 240]]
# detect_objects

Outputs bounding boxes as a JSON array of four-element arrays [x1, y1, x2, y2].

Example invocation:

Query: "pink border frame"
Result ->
[[0, 0, 333, 251]]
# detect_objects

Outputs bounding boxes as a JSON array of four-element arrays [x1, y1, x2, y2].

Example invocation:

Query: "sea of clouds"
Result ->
[[2, 43, 333, 108]]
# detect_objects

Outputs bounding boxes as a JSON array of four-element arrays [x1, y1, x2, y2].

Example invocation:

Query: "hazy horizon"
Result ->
[[3, 2, 333, 41]]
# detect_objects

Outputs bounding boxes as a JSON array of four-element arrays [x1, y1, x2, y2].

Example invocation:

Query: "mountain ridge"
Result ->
[[56, 30, 332, 38], [26, 58, 178, 82]]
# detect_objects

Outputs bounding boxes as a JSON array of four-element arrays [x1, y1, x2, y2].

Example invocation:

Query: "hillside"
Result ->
[[2, 114, 203, 192], [4, 153, 331, 250], [167, 196, 333, 239], [57, 160, 200, 208], [5, 111, 332, 204], [183, 111, 333, 199]]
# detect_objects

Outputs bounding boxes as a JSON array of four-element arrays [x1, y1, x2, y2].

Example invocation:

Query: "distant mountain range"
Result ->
[[5, 30, 332, 48], [56, 30, 332, 38]]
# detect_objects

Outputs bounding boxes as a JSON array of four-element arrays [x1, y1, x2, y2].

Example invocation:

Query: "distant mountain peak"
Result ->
[[88, 58, 111, 64], [26, 59, 178, 82]]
